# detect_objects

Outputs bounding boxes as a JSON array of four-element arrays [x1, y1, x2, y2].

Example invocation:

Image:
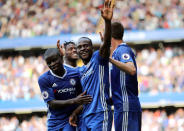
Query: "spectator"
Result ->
[[137, 46, 184, 94], [1, 109, 184, 130], [0, 0, 184, 38], [0, 46, 183, 101]]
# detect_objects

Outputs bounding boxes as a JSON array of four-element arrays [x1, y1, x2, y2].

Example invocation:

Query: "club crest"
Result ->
[[70, 79, 76, 86]]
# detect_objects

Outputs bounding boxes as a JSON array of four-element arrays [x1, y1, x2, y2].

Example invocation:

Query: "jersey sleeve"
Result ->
[[117, 47, 134, 63], [94, 50, 109, 65], [38, 76, 55, 103]]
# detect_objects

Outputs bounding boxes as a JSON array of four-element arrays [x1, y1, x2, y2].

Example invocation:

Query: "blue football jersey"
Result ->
[[64, 64, 78, 69], [111, 43, 141, 112], [79, 51, 111, 118], [38, 67, 82, 130]]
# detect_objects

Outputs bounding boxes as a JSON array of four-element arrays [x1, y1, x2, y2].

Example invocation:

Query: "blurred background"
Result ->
[[0, 0, 184, 130]]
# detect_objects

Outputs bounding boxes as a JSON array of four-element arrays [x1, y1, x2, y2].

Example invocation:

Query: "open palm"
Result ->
[[101, 0, 114, 21]]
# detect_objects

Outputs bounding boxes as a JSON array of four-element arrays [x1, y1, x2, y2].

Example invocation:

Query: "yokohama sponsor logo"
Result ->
[[57, 88, 76, 93]]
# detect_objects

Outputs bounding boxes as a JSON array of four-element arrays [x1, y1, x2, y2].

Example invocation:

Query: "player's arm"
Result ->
[[99, 0, 114, 58], [109, 57, 136, 76], [69, 105, 83, 127], [48, 91, 92, 110], [38, 77, 92, 110], [57, 40, 65, 56]]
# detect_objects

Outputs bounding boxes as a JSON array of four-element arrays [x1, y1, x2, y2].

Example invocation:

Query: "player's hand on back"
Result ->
[[73, 91, 92, 105], [57, 40, 65, 56], [69, 113, 78, 127], [101, 0, 114, 21]]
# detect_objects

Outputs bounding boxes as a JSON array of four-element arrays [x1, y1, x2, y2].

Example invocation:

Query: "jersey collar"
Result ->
[[120, 43, 126, 46], [50, 68, 67, 79], [64, 63, 77, 69]]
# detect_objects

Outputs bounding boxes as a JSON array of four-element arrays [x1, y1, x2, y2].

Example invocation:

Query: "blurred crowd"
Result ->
[[0, 46, 184, 101], [1, 108, 184, 131], [142, 108, 184, 131], [0, 115, 47, 131], [137, 46, 184, 94], [0, 55, 48, 101], [0, 0, 184, 38]]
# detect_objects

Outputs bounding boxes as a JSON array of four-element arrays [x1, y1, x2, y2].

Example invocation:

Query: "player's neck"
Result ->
[[65, 59, 77, 67], [83, 59, 90, 65], [111, 40, 123, 52], [82, 53, 92, 65], [115, 40, 123, 48]]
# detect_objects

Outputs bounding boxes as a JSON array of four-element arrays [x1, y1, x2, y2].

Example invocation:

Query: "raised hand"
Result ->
[[101, 0, 114, 21], [57, 40, 65, 56]]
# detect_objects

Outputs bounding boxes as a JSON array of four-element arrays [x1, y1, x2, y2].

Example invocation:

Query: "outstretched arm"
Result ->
[[109, 57, 136, 76], [48, 91, 92, 110], [99, 0, 114, 58]]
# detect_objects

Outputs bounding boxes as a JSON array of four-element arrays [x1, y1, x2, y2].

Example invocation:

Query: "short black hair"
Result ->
[[111, 22, 124, 40], [78, 37, 92, 46], [44, 48, 60, 60], [63, 41, 75, 49]]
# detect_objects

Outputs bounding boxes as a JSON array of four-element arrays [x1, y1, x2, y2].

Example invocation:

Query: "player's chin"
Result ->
[[72, 54, 79, 60], [80, 54, 89, 60], [51, 67, 59, 72], [50, 65, 60, 71]]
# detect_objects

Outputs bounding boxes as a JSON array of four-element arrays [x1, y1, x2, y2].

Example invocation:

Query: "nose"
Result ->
[[50, 61, 55, 66], [72, 48, 77, 52], [80, 45, 85, 51]]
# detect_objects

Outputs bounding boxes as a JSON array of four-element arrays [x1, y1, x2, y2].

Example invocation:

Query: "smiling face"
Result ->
[[77, 37, 93, 63], [45, 52, 63, 72], [65, 43, 78, 61]]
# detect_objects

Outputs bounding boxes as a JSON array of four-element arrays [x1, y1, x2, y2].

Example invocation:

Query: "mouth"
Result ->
[[51, 65, 60, 71], [80, 51, 88, 57], [72, 53, 78, 57]]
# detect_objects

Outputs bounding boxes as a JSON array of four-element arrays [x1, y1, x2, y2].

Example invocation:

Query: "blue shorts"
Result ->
[[81, 111, 113, 131], [114, 111, 142, 131]]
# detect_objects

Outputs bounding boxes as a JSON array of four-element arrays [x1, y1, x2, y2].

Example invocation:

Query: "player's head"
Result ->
[[77, 37, 93, 62], [63, 41, 78, 61], [44, 48, 63, 72], [111, 22, 124, 41]]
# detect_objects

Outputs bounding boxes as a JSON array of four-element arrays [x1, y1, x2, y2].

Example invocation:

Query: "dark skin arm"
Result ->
[[48, 91, 92, 110], [69, 105, 83, 127], [99, 0, 114, 58], [109, 57, 136, 76], [57, 40, 65, 56]]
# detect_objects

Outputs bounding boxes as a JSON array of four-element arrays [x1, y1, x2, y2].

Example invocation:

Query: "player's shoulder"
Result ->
[[91, 50, 100, 58], [118, 43, 131, 50], [38, 71, 50, 82], [78, 66, 85, 71], [64, 64, 77, 70], [65, 66, 80, 77], [93, 50, 99, 55], [116, 44, 133, 54], [77, 65, 86, 75]]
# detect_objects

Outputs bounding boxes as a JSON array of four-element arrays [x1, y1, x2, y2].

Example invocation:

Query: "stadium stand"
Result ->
[[0, 46, 184, 100], [1, 108, 184, 130], [0, 0, 184, 38], [0, 0, 184, 130]]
